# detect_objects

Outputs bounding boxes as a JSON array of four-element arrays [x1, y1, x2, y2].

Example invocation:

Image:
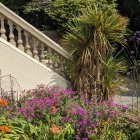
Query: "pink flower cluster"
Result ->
[[6, 85, 128, 139]]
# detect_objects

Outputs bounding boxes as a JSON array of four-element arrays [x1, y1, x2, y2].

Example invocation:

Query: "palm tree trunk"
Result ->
[[95, 51, 102, 101]]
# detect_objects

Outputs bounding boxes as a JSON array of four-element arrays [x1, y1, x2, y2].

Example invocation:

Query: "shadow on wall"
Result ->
[[0, 69, 70, 100], [0, 70, 21, 100]]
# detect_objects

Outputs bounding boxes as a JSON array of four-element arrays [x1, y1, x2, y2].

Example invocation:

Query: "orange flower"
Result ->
[[103, 110, 109, 113], [51, 106, 58, 114], [0, 126, 12, 134], [0, 99, 8, 106], [50, 126, 60, 134], [107, 118, 111, 124]]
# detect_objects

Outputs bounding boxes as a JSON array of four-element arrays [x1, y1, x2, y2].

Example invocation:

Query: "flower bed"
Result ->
[[0, 85, 139, 140]]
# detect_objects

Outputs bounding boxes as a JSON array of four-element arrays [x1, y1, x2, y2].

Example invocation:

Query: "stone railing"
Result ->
[[0, 3, 71, 76]]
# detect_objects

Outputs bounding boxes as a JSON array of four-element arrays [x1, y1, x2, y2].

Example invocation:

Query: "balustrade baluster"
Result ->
[[33, 38, 39, 61], [8, 20, 16, 46], [60, 56, 65, 76], [17, 26, 24, 51], [48, 48, 54, 70], [44, 50, 49, 67], [40, 44, 46, 65], [24, 32, 32, 56], [53, 52, 60, 73], [0, 15, 7, 40]]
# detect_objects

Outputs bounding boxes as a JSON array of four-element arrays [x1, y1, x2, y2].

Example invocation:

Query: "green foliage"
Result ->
[[117, 119, 140, 140], [23, 0, 118, 33], [0, 116, 30, 139], [44, 0, 92, 33], [24, 0, 91, 33], [99, 123, 129, 140], [0, 113, 74, 140], [44, 0, 118, 33], [132, 130, 140, 140]]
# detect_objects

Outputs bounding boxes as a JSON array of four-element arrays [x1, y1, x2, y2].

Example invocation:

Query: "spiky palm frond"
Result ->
[[62, 1, 129, 99]]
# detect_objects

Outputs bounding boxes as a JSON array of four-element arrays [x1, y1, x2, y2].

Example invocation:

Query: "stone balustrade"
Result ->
[[0, 3, 71, 76]]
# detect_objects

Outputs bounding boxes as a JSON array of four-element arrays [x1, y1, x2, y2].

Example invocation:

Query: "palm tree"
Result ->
[[62, 1, 129, 100]]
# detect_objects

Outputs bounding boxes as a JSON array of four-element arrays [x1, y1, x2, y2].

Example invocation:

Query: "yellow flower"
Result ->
[[102, 121, 108, 126]]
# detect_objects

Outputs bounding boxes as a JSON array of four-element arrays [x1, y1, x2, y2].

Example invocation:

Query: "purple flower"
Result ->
[[76, 135, 80, 140], [85, 130, 90, 134], [3, 85, 124, 139], [118, 104, 128, 111], [77, 107, 87, 116], [82, 138, 88, 140], [110, 102, 117, 108], [96, 112, 102, 118], [91, 123, 96, 129]]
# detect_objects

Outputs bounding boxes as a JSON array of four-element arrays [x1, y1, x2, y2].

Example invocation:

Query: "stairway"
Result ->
[[0, 3, 71, 90]]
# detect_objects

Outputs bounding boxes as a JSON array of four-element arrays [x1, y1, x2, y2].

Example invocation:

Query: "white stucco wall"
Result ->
[[0, 38, 69, 91]]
